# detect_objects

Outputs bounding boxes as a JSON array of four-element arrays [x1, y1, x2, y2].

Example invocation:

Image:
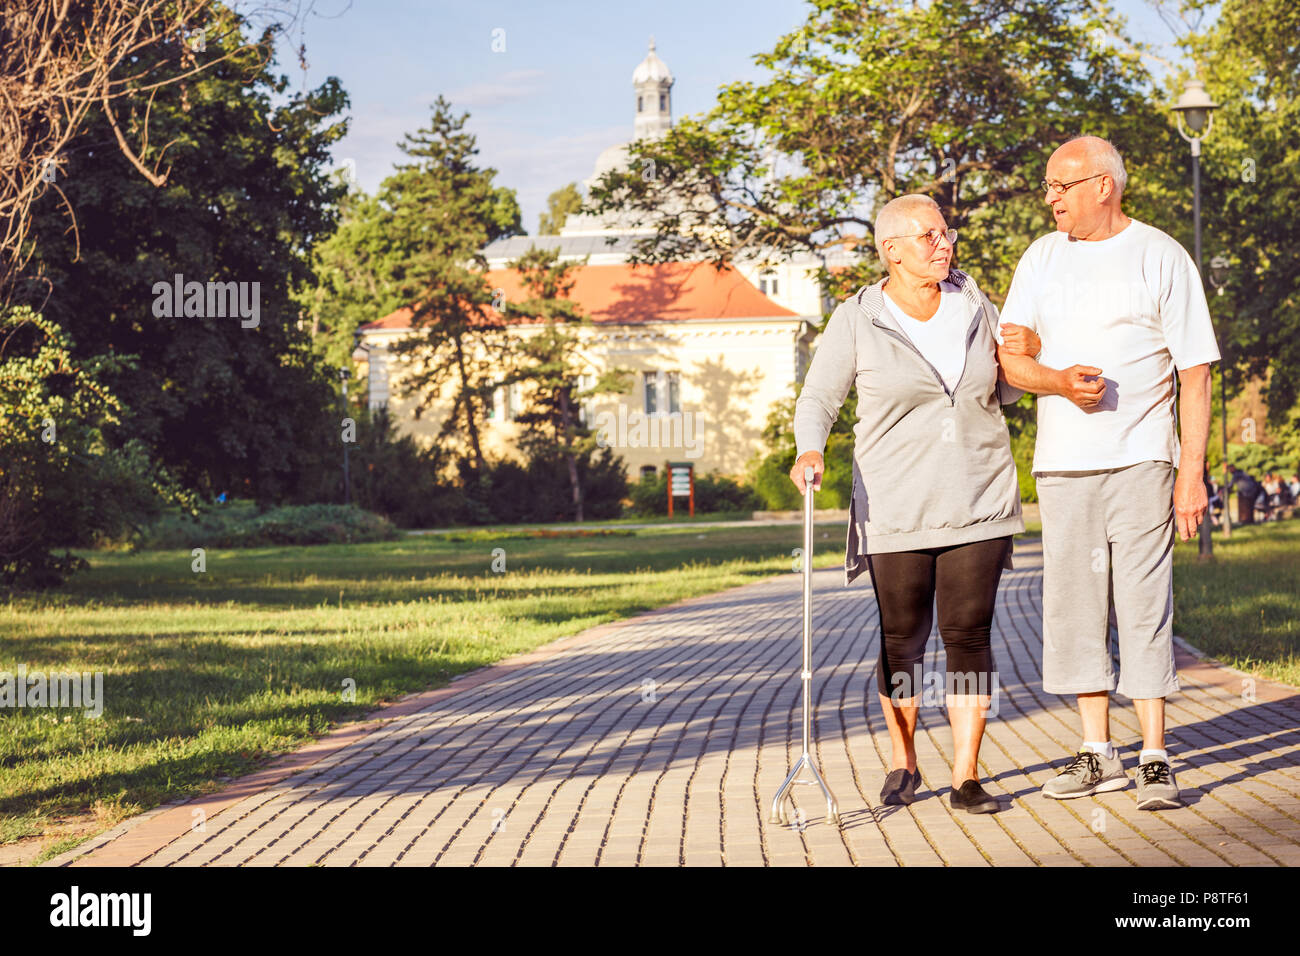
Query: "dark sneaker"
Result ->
[[1041, 748, 1129, 799], [949, 779, 1000, 814], [1135, 759, 1182, 810], [881, 768, 920, 805]]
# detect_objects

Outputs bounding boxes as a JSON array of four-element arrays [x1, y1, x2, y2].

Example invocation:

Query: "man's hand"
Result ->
[[1173, 466, 1208, 541], [789, 450, 823, 494], [1056, 365, 1106, 409], [999, 323, 1041, 357]]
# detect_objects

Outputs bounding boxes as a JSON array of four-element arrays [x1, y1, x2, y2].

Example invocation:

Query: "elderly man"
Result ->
[[996, 136, 1220, 810]]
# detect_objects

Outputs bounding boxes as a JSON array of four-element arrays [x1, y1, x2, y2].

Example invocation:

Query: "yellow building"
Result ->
[[355, 260, 814, 478], [353, 39, 862, 480]]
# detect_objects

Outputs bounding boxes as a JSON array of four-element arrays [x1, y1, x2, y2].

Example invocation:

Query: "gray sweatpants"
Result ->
[[1034, 460, 1179, 699]]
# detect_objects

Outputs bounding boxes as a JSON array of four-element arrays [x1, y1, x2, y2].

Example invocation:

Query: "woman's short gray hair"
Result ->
[[874, 194, 942, 264]]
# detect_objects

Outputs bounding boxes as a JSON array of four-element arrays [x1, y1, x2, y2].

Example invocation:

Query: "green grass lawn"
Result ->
[[0, 523, 845, 862], [1172, 520, 1300, 687]]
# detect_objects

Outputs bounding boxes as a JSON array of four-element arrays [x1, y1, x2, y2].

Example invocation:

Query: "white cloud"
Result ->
[[446, 69, 547, 108]]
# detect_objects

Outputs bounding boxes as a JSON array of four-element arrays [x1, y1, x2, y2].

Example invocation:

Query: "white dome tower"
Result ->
[[633, 37, 673, 140]]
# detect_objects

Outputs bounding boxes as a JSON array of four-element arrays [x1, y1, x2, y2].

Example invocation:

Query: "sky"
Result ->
[[255, 0, 1193, 234]]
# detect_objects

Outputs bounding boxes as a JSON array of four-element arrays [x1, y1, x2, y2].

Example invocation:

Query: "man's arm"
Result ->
[[997, 348, 1108, 408], [1173, 362, 1213, 541]]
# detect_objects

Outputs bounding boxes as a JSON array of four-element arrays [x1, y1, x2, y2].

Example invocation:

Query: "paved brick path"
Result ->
[[54, 539, 1300, 867]]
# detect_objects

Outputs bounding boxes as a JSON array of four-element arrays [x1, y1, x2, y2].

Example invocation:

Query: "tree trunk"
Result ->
[[558, 386, 584, 522], [454, 335, 486, 475]]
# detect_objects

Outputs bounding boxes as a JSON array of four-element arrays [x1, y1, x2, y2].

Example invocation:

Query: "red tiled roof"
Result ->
[[359, 261, 796, 331]]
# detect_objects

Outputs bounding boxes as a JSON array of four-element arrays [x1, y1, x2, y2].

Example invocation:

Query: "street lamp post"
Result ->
[[1208, 255, 1232, 537], [1173, 78, 1220, 559]]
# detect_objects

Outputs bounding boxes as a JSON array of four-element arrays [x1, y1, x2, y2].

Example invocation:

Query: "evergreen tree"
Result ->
[[504, 246, 631, 521], [380, 97, 523, 478]]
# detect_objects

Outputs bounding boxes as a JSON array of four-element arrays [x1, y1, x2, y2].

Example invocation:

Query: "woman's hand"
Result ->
[[789, 450, 824, 494], [999, 322, 1040, 357]]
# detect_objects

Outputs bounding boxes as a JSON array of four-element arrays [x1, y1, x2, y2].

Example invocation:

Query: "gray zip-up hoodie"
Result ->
[[793, 268, 1025, 585]]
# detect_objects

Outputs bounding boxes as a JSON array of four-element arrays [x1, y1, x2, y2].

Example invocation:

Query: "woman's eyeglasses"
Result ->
[[888, 227, 958, 248]]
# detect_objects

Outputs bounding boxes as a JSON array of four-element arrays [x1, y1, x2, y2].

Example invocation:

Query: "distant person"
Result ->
[[1264, 473, 1284, 520], [1207, 471, 1222, 528], [1278, 476, 1296, 518], [1230, 466, 1259, 525]]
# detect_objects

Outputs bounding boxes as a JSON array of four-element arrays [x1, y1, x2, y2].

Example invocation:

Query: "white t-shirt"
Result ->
[[881, 280, 973, 394], [997, 219, 1220, 473]]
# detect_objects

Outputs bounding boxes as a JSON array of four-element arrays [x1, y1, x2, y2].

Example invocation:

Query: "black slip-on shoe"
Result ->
[[949, 779, 1000, 814], [881, 768, 920, 806]]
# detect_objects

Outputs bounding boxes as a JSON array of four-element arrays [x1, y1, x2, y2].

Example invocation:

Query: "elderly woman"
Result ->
[[791, 194, 1039, 813]]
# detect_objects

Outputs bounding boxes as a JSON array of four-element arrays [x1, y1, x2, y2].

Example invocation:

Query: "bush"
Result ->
[[752, 434, 852, 510], [1, 308, 172, 588], [459, 445, 629, 524], [305, 407, 472, 529], [749, 386, 854, 511], [1226, 441, 1300, 480], [628, 470, 762, 516], [138, 503, 399, 549], [1010, 422, 1038, 504]]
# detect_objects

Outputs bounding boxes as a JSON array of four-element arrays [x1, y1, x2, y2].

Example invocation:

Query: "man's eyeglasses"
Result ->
[[1040, 173, 1106, 195], [887, 227, 957, 248]]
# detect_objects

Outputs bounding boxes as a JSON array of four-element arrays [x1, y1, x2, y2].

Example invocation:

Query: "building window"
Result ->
[[367, 346, 390, 411], [491, 382, 523, 422], [640, 465, 657, 480], [644, 370, 680, 415], [575, 373, 594, 425], [659, 93, 666, 110], [760, 271, 778, 296], [637, 95, 643, 112]]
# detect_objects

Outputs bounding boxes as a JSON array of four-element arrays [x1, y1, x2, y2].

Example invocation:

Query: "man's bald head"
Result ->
[[1052, 135, 1127, 198]]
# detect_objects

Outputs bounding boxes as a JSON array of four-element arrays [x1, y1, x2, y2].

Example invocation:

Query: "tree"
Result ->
[[23, 7, 351, 502], [298, 187, 407, 370], [537, 182, 584, 235], [1177, 0, 1300, 420], [0, 307, 179, 587], [586, 0, 1161, 303], [504, 246, 632, 521], [381, 97, 523, 478], [0, 0, 315, 300]]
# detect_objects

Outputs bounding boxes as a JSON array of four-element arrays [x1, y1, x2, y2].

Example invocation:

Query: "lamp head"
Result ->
[[1209, 255, 1230, 291], [1174, 79, 1219, 134]]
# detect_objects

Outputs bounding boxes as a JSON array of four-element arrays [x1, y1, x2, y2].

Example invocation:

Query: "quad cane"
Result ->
[[770, 465, 840, 826]]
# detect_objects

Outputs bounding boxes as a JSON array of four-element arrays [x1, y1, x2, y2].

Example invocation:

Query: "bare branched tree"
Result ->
[[0, 0, 317, 302]]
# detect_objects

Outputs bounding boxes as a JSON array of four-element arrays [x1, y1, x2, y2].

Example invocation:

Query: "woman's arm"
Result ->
[[981, 295, 1036, 405], [791, 302, 857, 492]]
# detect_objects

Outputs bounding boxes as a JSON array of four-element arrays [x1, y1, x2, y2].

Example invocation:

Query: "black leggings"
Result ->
[[866, 536, 1010, 699]]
